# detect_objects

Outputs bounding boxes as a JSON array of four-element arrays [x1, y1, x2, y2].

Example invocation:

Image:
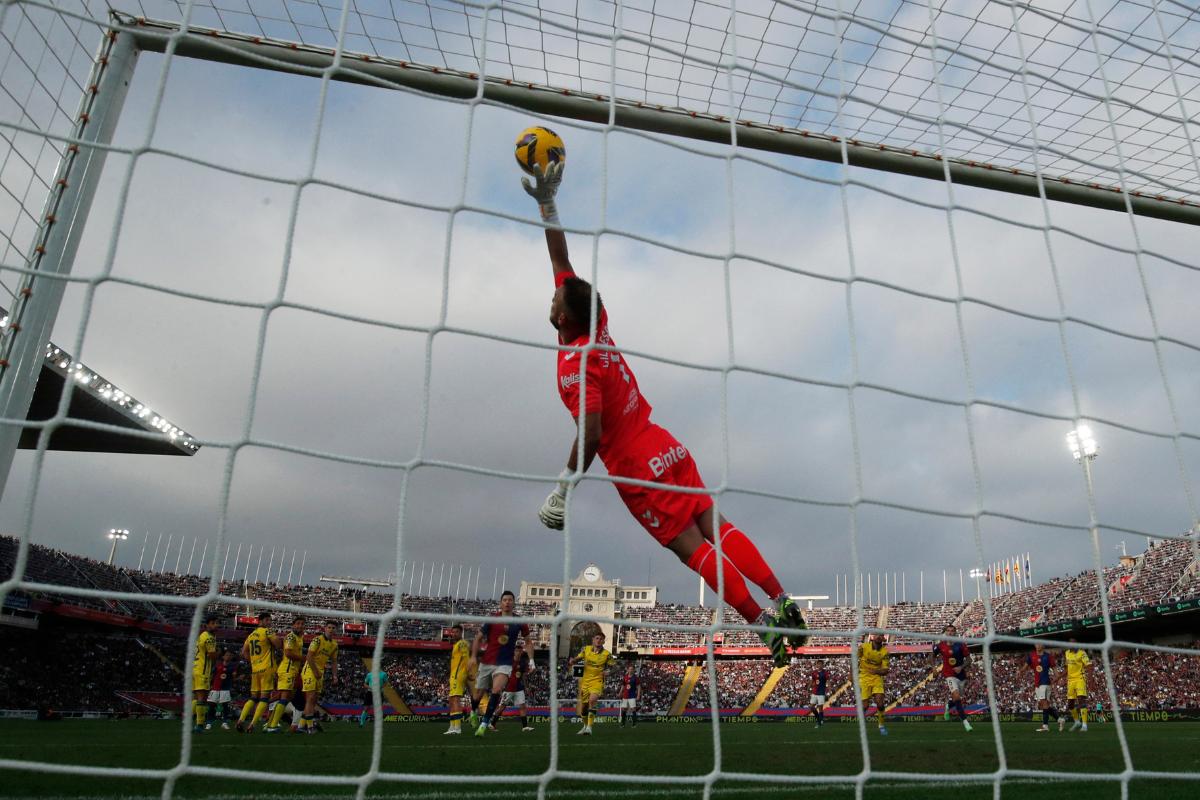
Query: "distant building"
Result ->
[[519, 563, 656, 653]]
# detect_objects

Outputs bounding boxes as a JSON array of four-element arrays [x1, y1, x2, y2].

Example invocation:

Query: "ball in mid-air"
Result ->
[[514, 126, 565, 176]]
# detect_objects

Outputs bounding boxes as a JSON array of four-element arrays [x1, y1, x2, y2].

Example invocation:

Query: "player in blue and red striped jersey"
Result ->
[[1027, 642, 1063, 732], [472, 590, 535, 738], [493, 650, 534, 732], [932, 624, 973, 732], [619, 662, 641, 727], [808, 661, 828, 728]]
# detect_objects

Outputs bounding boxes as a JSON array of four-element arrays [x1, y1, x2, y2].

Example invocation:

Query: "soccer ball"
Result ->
[[514, 126, 565, 176]]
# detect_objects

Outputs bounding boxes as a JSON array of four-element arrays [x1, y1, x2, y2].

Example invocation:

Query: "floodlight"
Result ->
[[1066, 424, 1098, 462], [105, 528, 130, 565]]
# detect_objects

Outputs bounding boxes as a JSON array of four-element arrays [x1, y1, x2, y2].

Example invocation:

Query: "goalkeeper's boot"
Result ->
[[756, 610, 788, 668], [775, 596, 809, 648]]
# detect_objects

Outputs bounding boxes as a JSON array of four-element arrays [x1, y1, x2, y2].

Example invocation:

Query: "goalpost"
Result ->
[[0, 0, 1198, 797]]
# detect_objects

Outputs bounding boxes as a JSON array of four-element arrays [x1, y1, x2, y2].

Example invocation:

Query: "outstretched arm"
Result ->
[[546, 228, 573, 278], [568, 412, 602, 474], [522, 163, 571, 278], [539, 411, 601, 530]]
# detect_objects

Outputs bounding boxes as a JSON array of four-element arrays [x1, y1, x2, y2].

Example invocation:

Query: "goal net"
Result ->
[[0, 0, 1198, 796]]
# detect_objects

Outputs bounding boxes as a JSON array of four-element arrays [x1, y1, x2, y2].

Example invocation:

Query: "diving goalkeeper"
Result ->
[[522, 162, 805, 665]]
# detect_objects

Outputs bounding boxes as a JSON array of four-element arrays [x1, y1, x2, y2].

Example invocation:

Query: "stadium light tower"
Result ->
[[968, 568, 986, 600], [105, 528, 129, 565], [1066, 424, 1099, 497]]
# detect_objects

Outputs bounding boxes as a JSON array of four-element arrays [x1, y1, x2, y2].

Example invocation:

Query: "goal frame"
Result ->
[[120, 14, 1200, 227], [0, 23, 137, 502]]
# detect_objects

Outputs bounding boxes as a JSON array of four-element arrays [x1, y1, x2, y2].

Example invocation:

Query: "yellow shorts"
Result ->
[[449, 675, 467, 698], [579, 679, 603, 700], [192, 670, 212, 692], [250, 670, 276, 695], [276, 666, 299, 693], [1067, 678, 1087, 700], [860, 674, 884, 699], [302, 666, 323, 694]]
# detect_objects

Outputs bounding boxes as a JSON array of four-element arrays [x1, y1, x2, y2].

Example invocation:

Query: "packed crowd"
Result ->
[[1044, 563, 1137, 623], [686, 659, 774, 709], [0, 628, 180, 714], [763, 658, 851, 709], [804, 606, 876, 645], [885, 602, 963, 644], [3, 533, 1199, 652]]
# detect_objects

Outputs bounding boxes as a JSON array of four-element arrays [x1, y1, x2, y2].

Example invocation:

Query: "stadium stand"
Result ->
[[686, 659, 774, 709], [3, 533, 1200, 720], [886, 602, 965, 643]]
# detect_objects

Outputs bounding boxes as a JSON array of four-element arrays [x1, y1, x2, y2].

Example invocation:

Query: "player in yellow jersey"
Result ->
[[190, 616, 220, 733], [237, 611, 281, 732], [1064, 637, 1092, 732], [445, 623, 470, 735], [300, 620, 339, 733], [567, 632, 616, 736], [857, 633, 890, 736], [265, 616, 306, 733]]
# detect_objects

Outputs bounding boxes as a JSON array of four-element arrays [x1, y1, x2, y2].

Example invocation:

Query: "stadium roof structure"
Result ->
[[19, 334, 199, 457]]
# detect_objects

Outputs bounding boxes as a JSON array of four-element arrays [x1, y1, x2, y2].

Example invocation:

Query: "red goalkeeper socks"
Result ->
[[686, 540, 762, 623], [719, 522, 785, 600]]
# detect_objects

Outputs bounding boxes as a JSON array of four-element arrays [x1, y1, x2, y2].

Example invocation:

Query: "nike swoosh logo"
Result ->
[[563, 352, 576, 361]]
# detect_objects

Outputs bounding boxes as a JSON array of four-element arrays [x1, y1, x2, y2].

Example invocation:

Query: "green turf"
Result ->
[[1, 718, 1198, 799]]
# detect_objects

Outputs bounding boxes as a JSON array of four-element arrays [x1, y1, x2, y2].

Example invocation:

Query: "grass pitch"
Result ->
[[1, 718, 1198, 799]]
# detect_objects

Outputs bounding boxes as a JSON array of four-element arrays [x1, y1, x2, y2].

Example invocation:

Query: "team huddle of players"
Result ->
[[190, 611, 340, 735], [843, 625, 1098, 735]]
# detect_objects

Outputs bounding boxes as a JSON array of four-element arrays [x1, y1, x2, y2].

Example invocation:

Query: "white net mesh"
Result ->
[[0, 0, 1199, 797]]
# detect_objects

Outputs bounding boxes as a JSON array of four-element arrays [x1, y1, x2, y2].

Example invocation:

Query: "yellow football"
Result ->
[[514, 126, 566, 176]]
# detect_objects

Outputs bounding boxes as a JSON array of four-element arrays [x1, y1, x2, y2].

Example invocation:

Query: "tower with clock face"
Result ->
[[560, 563, 616, 653], [518, 563, 657, 654]]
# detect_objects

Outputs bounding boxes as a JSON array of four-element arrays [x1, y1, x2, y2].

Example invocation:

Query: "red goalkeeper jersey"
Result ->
[[555, 271, 653, 464]]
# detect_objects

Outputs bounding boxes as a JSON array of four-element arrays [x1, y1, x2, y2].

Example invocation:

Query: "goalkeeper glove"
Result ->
[[537, 469, 572, 530], [538, 489, 565, 530], [521, 161, 564, 226]]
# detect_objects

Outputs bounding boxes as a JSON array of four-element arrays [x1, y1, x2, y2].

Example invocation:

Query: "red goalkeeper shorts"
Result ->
[[607, 424, 714, 546]]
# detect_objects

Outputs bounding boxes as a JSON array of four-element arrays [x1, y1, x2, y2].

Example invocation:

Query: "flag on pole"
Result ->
[[1025, 553, 1032, 587]]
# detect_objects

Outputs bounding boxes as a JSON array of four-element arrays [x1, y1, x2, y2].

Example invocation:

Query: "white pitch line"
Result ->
[[3, 778, 1069, 800]]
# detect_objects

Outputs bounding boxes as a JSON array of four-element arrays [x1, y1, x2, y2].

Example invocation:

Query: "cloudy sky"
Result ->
[[1, 0, 1198, 611]]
